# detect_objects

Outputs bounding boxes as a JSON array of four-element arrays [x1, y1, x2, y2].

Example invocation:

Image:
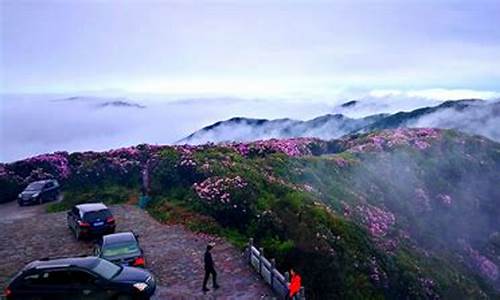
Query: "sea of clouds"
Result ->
[[1, 90, 498, 162]]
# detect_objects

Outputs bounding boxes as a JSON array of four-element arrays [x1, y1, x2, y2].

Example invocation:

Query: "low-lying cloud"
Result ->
[[1, 92, 499, 162]]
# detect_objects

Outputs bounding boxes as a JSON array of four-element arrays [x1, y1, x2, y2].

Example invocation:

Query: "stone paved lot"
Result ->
[[0, 201, 273, 299]]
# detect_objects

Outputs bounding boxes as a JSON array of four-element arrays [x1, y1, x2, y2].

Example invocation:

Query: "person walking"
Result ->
[[288, 268, 302, 299], [202, 242, 220, 292]]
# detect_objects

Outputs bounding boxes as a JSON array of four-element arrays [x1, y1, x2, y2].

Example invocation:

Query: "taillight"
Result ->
[[133, 257, 145, 267], [106, 217, 115, 224], [78, 220, 90, 227], [4, 287, 12, 297]]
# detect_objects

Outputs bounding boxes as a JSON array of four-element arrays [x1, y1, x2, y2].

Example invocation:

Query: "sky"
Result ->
[[1, 0, 500, 98]]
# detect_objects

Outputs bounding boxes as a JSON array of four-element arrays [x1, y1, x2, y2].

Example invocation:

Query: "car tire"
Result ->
[[18, 201, 24, 207]]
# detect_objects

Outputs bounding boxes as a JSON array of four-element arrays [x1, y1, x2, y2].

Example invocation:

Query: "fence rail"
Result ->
[[247, 238, 305, 300]]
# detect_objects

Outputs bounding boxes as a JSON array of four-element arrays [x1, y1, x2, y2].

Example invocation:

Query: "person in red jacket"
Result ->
[[288, 268, 302, 299]]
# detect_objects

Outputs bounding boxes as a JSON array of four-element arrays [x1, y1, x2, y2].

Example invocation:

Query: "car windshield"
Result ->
[[84, 209, 111, 222], [103, 242, 140, 258], [25, 182, 44, 191], [91, 259, 121, 280]]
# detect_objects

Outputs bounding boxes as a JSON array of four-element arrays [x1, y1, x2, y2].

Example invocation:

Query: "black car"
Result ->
[[94, 232, 146, 268], [4, 256, 156, 300], [67, 203, 116, 240], [17, 180, 60, 206]]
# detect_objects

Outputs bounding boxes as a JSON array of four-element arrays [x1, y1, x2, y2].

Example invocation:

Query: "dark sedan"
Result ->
[[4, 256, 156, 300], [67, 203, 116, 240], [94, 232, 146, 268], [17, 179, 60, 206]]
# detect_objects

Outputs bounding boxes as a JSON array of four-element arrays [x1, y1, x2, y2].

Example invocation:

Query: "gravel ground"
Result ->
[[0, 201, 274, 299]]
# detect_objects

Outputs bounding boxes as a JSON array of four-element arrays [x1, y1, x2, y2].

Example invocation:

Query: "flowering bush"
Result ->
[[193, 176, 248, 204], [228, 138, 320, 157], [436, 194, 452, 207], [463, 244, 499, 281], [356, 204, 395, 237], [346, 128, 441, 153], [368, 256, 388, 286], [26, 152, 71, 179]]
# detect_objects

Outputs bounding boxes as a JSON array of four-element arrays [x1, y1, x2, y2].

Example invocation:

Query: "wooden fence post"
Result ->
[[258, 247, 264, 276]]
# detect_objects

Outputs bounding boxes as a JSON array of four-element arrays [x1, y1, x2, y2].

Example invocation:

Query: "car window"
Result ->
[[45, 182, 54, 189], [102, 242, 140, 258], [84, 209, 112, 222], [25, 270, 73, 286], [25, 182, 44, 191], [90, 259, 121, 280], [69, 270, 97, 285]]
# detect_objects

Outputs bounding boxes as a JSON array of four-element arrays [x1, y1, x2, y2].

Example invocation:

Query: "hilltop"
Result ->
[[1, 128, 499, 299]]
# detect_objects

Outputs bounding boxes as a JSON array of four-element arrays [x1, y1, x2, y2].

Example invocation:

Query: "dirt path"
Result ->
[[0, 202, 273, 299]]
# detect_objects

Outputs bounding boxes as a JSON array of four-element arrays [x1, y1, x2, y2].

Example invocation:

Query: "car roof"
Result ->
[[29, 179, 57, 184], [103, 232, 136, 245], [76, 203, 109, 213], [27, 256, 99, 271]]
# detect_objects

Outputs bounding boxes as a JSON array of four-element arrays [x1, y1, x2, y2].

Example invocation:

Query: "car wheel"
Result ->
[[18, 201, 24, 207]]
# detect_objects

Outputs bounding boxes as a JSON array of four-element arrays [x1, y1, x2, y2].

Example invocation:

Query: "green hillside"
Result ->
[[1, 128, 499, 299]]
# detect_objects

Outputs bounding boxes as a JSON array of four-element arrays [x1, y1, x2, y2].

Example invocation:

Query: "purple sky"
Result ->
[[1, 0, 500, 97]]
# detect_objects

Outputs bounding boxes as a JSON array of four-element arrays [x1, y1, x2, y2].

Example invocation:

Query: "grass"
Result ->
[[46, 185, 138, 213]]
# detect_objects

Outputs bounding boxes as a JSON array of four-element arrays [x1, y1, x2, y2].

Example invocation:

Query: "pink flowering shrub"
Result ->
[[26, 152, 71, 179], [418, 277, 439, 300], [192, 175, 255, 229], [462, 243, 499, 281], [436, 194, 452, 207], [368, 256, 388, 286], [331, 156, 349, 167], [356, 204, 395, 237], [347, 128, 441, 153], [176, 146, 197, 168], [193, 176, 248, 204], [228, 138, 320, 157]]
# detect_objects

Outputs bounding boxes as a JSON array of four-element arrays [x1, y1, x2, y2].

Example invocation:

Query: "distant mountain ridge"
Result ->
[[180, 113, 388, 144], [53, 96, 146, 109], [181, 99, 500, 144]]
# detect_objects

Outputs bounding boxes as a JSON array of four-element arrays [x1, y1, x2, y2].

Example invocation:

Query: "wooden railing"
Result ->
[[247, 238, 306, 299]]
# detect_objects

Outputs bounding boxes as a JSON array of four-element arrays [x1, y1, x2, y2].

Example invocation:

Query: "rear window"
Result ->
[[83, 209, 112, 222], [25, 182, 44, 191], [103, 242, 140, 258]]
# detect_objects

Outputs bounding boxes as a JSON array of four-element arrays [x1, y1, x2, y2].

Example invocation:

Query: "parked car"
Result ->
[[17, 179, 60, 206], [67, 203, 116, 240], [3, 256, 156, 300], [94, 232, 146, 268]]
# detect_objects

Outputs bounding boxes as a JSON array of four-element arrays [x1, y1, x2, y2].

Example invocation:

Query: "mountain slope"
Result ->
[[180, 99, 500, 143], [1, 129, 499, 299], [180, 113, 388, 144]]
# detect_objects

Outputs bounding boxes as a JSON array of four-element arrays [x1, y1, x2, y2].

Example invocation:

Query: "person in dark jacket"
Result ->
[[202, 242, 220, 292]]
